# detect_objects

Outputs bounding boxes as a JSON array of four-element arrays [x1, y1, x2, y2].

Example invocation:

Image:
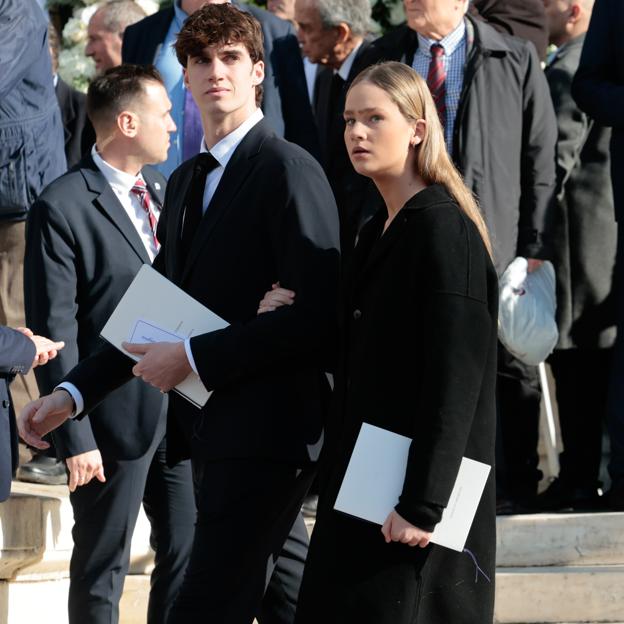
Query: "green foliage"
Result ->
[[372, 0, 405, 33]]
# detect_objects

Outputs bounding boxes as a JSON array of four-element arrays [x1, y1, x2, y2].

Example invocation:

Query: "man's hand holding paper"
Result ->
[[123, 340, 192, 393]]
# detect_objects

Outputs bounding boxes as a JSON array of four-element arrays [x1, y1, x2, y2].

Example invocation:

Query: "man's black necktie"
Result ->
[[180, 152, 219, 262]]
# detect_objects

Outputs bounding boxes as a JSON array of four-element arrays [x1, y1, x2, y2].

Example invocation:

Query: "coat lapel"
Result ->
[[354, 185, 453, 288], [179, 120, 270, 285], [80, 156, 151, 264]]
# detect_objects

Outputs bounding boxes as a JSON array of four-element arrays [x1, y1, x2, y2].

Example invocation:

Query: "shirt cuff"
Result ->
[[55, 382, 84, 418], [184, 338, 198, 375]]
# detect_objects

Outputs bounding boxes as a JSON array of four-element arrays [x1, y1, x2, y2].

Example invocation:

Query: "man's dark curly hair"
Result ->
[[175, 3, 264, 106]]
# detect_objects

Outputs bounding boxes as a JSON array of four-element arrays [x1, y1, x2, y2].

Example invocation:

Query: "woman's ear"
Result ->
[[411, 119, 426, 147]]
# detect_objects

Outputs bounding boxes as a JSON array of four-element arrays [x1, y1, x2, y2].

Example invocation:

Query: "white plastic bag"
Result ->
[[498, 257, 558, 366]]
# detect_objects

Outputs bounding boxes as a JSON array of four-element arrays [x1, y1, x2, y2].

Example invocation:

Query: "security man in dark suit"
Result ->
[[573, 0, 624, 509], [19, 5, 340, 623], [0, 326, 64, 502], [24, 65, 195, 624]]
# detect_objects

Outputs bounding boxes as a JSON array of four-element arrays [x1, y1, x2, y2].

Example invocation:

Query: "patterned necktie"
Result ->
[[180, 152, 220, 261], [183, 88, 204, 162], [427, 43, 447, 130], [130, 178, 159, 248]]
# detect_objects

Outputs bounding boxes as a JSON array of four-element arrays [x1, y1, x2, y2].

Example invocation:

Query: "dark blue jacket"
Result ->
[[0, 326, 36, 501], [0, 0, 66, 220]]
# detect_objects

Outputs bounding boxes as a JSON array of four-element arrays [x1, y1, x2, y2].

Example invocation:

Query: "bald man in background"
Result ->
[[86, 0, 147, 73]]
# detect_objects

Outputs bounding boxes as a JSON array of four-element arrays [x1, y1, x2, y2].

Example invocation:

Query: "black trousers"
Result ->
[[550, 348, 611, 487], [495, 342, 542, 501], [167, 456, 314, 624], [68, 428, 195, 624]]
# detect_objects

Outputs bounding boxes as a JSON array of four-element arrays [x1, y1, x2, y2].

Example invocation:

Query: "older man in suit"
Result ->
[[24, 65, 195, 624], [295, 0, 379, 260], [122, 0, 295, 177], [573, 0, 624, 509], [20, 5, 340, 623]]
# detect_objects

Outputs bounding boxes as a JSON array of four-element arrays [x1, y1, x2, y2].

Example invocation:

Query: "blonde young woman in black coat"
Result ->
[[259, 61, 498, 624]]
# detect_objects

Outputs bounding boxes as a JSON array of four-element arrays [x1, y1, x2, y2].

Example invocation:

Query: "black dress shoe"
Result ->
[[17, 455, 67, 485], [533, 478, 603, 512]]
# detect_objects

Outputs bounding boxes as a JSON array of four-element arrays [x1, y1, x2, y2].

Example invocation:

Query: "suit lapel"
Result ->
[[355, 213, 408, 290], [80, 156, 151, 264], [179, 120, 270, 285]]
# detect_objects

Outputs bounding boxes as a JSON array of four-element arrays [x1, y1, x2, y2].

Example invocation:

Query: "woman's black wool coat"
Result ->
[[295, 184, 498, 624]]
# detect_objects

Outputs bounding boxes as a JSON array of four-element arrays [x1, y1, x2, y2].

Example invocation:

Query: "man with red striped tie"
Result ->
[[359, 0, 558, 620], [23, 64, 196, 624]]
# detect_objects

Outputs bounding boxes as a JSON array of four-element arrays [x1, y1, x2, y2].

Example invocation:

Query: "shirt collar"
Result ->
[[337, 40, 363, 81], [91, 145, 142, 194], [416, 18, 466, 57], [173, 0, 188, 27], [200, 108, 264, 169]]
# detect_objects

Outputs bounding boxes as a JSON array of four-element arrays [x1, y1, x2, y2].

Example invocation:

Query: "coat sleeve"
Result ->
[[572, 0, 624, 129], [24, 198, 99, 459], [189, 157, 340, 389], [0, 327, 35, 377], [516, 43, 558, 260], [0, 2, 47, 100], [396, 210, 494, 530], [546, 64, 591, 199]]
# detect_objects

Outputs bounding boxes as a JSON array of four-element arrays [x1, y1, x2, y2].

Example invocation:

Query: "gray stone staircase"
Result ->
[[1, 482, 624, 623]]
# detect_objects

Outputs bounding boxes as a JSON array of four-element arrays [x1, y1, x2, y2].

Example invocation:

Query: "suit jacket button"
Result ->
[[353, 309, 362, 320], [2, 400, 9, 409]]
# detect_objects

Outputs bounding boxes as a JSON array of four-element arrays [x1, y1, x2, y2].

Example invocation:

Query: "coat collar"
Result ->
[[79, 155, 154, 264], [379, 14, 512, 65], [352, 184, 454, 288], [179, 118, 274, 285]]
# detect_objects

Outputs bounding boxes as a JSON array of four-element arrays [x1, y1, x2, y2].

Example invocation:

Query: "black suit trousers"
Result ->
[[167, 455, 315, 624], [68, 424, 195, 624]]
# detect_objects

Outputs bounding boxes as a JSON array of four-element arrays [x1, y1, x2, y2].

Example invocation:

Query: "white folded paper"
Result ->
[[100, 265, 229, 408], [334, 423, 491, 552]]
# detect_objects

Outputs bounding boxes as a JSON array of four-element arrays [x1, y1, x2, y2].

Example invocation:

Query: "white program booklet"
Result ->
[[334, 423, 491, 552], [100, 264, 229, 408]]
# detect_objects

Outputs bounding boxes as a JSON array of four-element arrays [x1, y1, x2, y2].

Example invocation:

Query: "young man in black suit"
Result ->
[[122, 0, 298, 177], [24, 65, 195, 624], [20, 5, 340, 623]]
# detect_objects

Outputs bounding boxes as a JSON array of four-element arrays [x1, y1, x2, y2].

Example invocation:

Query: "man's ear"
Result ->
[[252, 60, 265, 86], [569, 2, 581, 23], [183, 66, 191, 91], [335, 22, 351, 45], [117, 110, 138, 138]]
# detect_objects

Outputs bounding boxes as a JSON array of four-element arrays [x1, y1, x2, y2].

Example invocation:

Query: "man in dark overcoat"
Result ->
[[572, 0, 624, 509], [537, 0, 616, 511]]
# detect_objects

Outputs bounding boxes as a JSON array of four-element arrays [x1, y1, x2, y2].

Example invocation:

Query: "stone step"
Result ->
[[495, 565, 624, 623], [0, 482, 154, 582], [4, 483, 624, 623], [496, 512, 624, 567]]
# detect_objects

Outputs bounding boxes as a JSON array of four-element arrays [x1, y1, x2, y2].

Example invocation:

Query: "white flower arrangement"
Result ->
[[52, 0, 163, 92]]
